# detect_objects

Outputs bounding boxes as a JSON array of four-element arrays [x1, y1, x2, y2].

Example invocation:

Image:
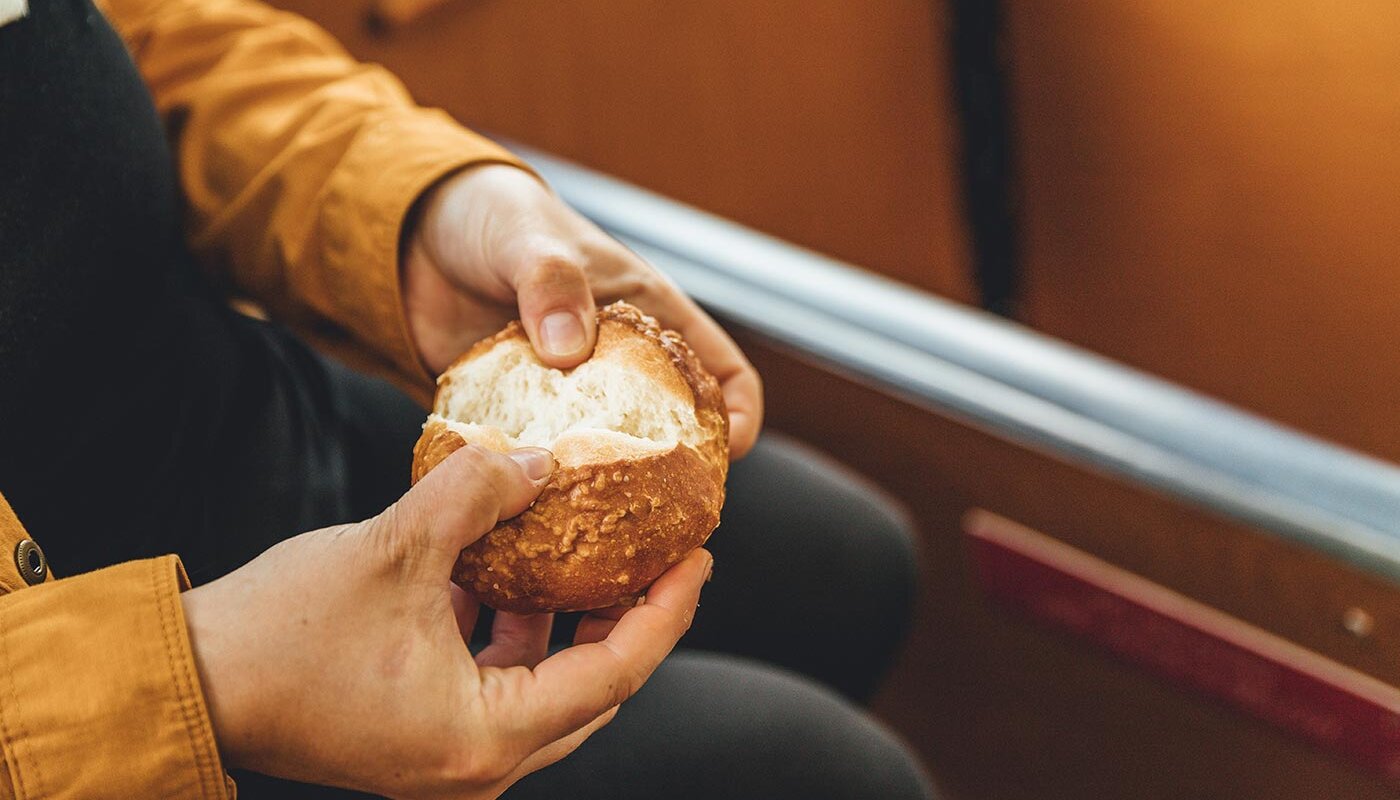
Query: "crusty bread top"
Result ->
[[428, 301, 728, 469], [413, 301, 730, 612]]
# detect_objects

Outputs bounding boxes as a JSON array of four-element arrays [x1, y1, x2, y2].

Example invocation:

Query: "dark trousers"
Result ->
[[1, 279, 934, 800]]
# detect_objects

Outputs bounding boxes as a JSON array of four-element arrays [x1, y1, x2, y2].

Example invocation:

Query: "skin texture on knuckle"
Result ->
[[520, 252, 589, 299], [594, 259, 666, 306], [366, 505, 426, 577]]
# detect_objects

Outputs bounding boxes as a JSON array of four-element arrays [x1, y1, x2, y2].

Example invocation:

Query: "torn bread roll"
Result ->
[[411, 301, 729, 612]]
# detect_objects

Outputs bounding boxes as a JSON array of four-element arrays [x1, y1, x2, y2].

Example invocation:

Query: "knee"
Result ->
[[705, 434, 923, 699], [743, 433, 924, 619], [845, 484, 922, 623], [805, 461, 922, 647], [769, 669, 936, 800], [659, 653, 938, 800], [511, 653, 940, 800]]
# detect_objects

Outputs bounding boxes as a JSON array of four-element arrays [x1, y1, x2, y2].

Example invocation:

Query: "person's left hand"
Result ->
[[184, 443, 711, 798], [402, 164, 763, 460]]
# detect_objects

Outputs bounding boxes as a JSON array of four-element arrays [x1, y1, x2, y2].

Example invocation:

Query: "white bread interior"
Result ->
[[427, 334, 701, 467], [413, 301, 728, 612]]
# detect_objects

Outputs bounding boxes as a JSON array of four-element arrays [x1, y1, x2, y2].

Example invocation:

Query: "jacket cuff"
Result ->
[[0, 556, 231, 799], [318, 107, 533, 400]]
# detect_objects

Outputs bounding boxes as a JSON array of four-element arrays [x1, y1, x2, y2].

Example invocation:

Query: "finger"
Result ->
[[502, 549, 711, 751], [626, 277, 764, 459], [377, 445, 555, 573], [572, 603, 632, 646], [671, 295, 764, 460], [475, 611, 554, 669], [513, 253, 598, 368]]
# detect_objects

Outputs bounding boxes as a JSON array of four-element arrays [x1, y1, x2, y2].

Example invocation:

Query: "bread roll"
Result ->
[[411, 301, 729, 612]]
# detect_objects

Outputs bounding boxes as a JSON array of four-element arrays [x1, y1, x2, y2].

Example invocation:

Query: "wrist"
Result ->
[[182, 580, 260, 770]]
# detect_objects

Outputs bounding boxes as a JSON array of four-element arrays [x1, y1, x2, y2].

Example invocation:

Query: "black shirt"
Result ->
[[0, 0, 360, 581]]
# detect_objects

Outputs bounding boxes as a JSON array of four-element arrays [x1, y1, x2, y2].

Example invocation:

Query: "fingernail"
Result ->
[[508, 447, 555, 482], [703, 554, 715, 582], [539, 311, 586, 357]]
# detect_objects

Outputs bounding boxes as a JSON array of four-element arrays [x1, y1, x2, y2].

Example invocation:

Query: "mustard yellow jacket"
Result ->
[[0, 0, 527, 795]]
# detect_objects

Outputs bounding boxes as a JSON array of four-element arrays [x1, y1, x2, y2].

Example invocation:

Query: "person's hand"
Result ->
[[403, 164, 763, 459], [181, 444, 711, 799]]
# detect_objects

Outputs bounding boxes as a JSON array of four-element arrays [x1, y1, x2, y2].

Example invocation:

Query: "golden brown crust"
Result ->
[[415, 424, 722, 612], [412, 301, 729, 612], [410, 422, 466, 484]]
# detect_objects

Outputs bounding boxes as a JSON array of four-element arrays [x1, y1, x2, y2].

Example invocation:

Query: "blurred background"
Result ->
[[270, 1, 1400, 797]]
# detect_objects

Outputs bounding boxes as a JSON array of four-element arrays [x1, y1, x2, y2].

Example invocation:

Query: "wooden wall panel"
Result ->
[[273, 0, 972, 300], [1006, 1, 1400, 462], [738, 336, 1400, 800]]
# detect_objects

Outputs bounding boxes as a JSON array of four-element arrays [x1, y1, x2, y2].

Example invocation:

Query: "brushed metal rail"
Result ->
[[514, 144, 1400, 584]]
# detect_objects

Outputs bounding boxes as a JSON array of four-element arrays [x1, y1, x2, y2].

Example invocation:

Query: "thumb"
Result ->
[[379, 444, 555, 574], [513, 253, 597, 368]]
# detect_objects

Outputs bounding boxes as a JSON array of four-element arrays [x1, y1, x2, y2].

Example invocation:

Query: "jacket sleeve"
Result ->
[[0, 494, 231, 799], [102, 0, 530, 399]]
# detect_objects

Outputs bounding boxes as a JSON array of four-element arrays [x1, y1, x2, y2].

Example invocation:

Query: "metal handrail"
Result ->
[[515, 145, 1400, 584]]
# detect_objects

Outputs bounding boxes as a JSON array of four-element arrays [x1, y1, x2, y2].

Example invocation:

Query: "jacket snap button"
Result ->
[[14, 540, 45, 586]]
